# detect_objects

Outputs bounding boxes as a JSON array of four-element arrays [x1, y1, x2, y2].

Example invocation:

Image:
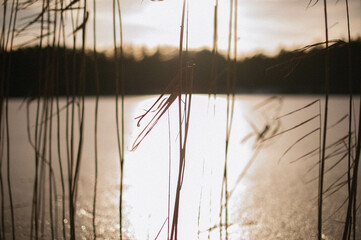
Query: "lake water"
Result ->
[[2, 94, 361, 240]]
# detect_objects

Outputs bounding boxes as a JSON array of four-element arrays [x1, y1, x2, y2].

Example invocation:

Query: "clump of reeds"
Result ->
[[0, 0, 92, 239], [2, 0, 360, 239], [130, 2, 195, 240], [1, 0, 21, 238]]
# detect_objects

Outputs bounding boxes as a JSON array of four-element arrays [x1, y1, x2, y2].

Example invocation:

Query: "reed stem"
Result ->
[[93, 0, 100, 238], [170, 1, 187, 239], [318, 0, 329, 239]]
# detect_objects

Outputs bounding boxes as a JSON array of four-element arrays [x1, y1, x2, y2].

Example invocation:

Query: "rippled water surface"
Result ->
[[3, 94, 361, 239]]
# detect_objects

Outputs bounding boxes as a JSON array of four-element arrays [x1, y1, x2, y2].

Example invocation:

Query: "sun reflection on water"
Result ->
[[124, 95, 257, 239]]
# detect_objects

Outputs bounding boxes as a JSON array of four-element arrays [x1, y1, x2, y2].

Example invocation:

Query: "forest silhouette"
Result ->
[[5, 39, 361, 97]]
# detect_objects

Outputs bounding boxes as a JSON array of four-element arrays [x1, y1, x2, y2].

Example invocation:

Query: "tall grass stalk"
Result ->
[[62, 1, 88, 238], [0, 125, 4, 240], [72, 0, 88, 238], [72, 0, 88, 192], [47, 2, 57, 236], [93, 0, 100, 238], [47, 75, 55, 239], [0, 2, 7, 237], [40, 8, 52, 237], [341, 1, 359, 237], [119, 2, 126, 237], [167, 111, 172, 240], [52, 4, 62, 238], [318, 0, 330, 239], [56, 1, 66, 238], [4, 0, 20, 238], [170, 1, 189, 239], [220, 0, 236, 239], [40, 101, 49, 238], [63, 7, 72, 239], [60, 3, 73, 239], [2, 1, 23, 239], [113, 0, 125, 237], [343, 0, 355, 238], [342, 91, 361, 240], [69, 6, 77, 239], [345, 0, 353, 198]]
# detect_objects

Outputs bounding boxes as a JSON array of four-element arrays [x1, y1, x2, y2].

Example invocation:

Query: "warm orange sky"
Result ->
[[3, 0, 361, 55], [93, 0, 361, 54]]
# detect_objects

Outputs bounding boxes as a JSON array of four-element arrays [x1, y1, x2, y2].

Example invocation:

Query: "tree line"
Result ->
[[4, 39, 361, 97]]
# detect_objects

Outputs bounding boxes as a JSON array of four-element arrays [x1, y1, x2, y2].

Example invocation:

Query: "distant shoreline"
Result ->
[[3, 39, 361, 97]]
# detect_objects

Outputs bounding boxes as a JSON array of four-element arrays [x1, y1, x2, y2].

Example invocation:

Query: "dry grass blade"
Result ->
[[252, 96, 280, 111], [15, 6, 48, 36], [324, 168, 351, 197], [279, 128, 320, 163], [298, 40, 342, 52], [262, 114, 319, 142], [15, 31, 53, 48], [275, 100, 319, 120], [324, 152, 348, 176], [289, 147, 320, 164], [266, 40, 342, 79], [154, 217, 168, 240], [228, 144, 262, 199], [323, 179, 349, 200], [308, 169, 349, 197], [307, 0, 319, 8], [131, 85, 178, 151], [306, 147, 349, 175], [324, 197, 349, 223], [327, 114, 348, 130], [326, 134, 350, 150], [63, 0, 80, 11], [69, 11, 88, 36]]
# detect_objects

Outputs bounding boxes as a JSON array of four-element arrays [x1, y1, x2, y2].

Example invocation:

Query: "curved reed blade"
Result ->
[[262, 114, 320, 142], [132, 81, 178, 151], [289, 147, 320, 164], [327, 114, 348, 130], [278, 128, 320, 163], [275, 100, 319, 120]]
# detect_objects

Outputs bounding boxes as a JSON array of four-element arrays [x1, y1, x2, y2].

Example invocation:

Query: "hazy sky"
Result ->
[[4, 0, 361, 55]]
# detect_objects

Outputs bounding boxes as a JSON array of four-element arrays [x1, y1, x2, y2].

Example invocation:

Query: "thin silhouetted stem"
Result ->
[[170, 1, 186, 239], [92, 0, 99, 238], [318, 1, 329, 239]]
